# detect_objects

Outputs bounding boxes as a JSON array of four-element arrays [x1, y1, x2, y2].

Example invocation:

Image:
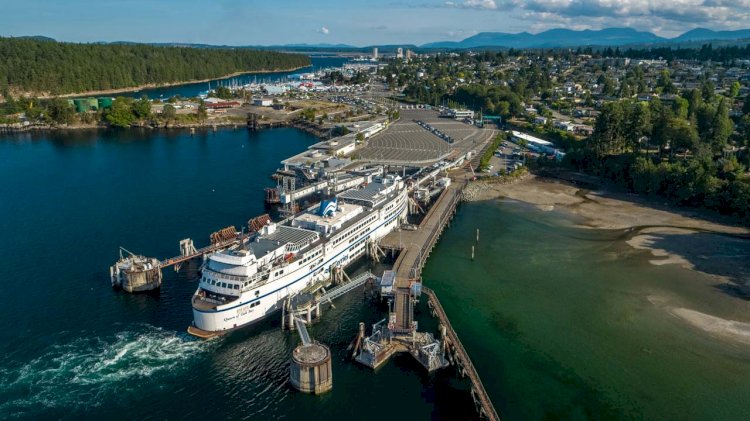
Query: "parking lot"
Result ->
[[483, 140, 528, 175], [357, 109, 495, 166]]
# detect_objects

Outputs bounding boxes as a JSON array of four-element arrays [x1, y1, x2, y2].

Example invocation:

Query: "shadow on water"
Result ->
[[634, 230, 750, 297]]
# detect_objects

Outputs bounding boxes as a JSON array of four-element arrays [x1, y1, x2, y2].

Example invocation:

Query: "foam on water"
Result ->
[[0, 325, 215, 417]]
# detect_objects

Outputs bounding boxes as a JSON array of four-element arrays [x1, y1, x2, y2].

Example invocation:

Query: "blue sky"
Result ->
[[1, 0, 748, 46]]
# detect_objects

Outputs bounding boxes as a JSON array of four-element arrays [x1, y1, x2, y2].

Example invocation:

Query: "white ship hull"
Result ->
[[192, 191, 407, 332]]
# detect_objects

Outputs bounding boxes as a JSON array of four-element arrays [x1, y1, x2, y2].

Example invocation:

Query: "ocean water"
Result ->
[[422, 199, 750, 420], [124, 56, 349, 99], [0, 128, 475, 420], [2, 128, 749, 420]]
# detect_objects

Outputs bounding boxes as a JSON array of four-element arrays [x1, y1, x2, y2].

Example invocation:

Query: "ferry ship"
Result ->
[[190, 174, 408, 333]]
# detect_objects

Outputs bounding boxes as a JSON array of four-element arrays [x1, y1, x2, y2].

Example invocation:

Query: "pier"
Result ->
[[110, 221, 264, 293], [424, 287, 500, 421], [355, 137, 500, 420], [106, 108, 500, 417]]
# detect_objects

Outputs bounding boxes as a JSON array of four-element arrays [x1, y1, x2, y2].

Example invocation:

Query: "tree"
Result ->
[[46, 98, 75, 125], [162, 104, 177, 121], [0, 37, 310, 96], [197, 100, 208, 121], [666, 118, 699, 156], [1, 90, 18, 115], [657, 70, 676, 94], [625, 102, 651, 152], [105, 97, 136, 128], [671, 97, 689, 120], [131, 96, 151, 120], [213, 86, 233, 100], [743, 94, 750, 115], [589, 102, 625, 156], [602, 76, 617, 96], [729, 81, 741, 98], [701, 80, 715, 102], [707, 98, 733, 152], [686, 89, 703, 119], [355, 132, 365, 143]]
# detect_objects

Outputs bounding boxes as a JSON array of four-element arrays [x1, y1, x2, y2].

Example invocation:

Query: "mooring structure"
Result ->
[[110, 215, 272, 292], [354, 138, 500, 420]]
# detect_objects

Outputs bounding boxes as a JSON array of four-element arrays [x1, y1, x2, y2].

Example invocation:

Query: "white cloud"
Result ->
[[447, 29, 479, 38], [460, 0, 498, 9], [444, 0, 750, 35], [463, 0, 497, 10], [318, 26, 330, 35]]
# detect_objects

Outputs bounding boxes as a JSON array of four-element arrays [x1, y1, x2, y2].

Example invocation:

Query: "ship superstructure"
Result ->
[[191, 174, 408, 333]]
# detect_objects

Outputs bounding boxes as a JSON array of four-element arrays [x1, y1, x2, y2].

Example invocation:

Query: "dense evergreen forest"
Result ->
[[564, 90, 750, 224], [0, 37, 310, 96], [613, 44, 750, 63]]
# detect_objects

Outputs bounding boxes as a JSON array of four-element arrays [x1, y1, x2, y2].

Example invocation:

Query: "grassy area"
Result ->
[[479, 133, 505, 170]]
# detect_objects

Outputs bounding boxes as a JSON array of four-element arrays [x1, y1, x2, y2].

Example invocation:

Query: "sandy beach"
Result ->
[[466, 175, 748, 234], [468, 174, 750, 345], [468, 174, 750, 282]]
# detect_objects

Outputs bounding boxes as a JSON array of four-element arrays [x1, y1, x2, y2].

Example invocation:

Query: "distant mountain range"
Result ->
[[421, 27, 750, 49], [9, 27, 750, 52]]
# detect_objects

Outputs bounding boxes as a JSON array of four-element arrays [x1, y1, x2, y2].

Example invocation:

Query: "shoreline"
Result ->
[[468, 174, 750, 346], [12, 65, 310, 100], [465, 174, 748, 234], [0, 116, 329, 137], [465, 173, 750, 284]]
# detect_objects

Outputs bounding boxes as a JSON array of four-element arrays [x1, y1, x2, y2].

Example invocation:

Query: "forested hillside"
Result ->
[[0, 37, 310, 96]]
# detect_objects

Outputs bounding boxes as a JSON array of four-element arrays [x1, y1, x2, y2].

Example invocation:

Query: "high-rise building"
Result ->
[[396, 48, 403, 59], [406, 49, 414, 60], [372, 47, 378, 60]]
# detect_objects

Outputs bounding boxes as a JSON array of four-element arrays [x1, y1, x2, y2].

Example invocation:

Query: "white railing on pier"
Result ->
[[317, 271, 375, 302]]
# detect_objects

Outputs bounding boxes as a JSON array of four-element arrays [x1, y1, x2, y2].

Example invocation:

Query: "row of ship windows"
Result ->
[[299, 249, 322, 265], [299, 258, 324, 269], [203, 277, 240, 290], [348, 241, 366, 254], [384, 202, 403, 220], [332, 214, 378, 246]]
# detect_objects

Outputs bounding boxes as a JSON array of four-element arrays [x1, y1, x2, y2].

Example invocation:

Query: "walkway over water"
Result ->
[[374, 138, 500, 420], [423, 287, 500, 421], [159, 236, 244, 268]]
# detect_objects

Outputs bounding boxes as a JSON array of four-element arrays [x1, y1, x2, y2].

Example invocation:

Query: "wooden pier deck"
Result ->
[[380, 178, 466, 280], [424, 287, 500, 421], [375, 136, 500, 420]]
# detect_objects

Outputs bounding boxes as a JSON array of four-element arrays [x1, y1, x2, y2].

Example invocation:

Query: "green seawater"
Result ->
[[1, 128, 748, 420], [421, 199, 750, 420]]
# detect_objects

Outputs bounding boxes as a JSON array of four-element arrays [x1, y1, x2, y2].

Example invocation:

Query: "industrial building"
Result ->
[[253, 98, 273, 107], [440, 108, 474, 120], [510, 130, 565, 160]]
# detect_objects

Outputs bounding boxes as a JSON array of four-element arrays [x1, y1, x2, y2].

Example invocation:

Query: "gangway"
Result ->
[[317, 271, 375, 302], [294, 317, 312, 345]]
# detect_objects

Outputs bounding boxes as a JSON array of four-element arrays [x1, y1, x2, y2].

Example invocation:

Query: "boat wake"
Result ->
[[0, 325, 214, 417]]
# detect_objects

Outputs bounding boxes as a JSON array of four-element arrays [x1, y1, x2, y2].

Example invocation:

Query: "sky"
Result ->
[[1, 0, 749, 46]]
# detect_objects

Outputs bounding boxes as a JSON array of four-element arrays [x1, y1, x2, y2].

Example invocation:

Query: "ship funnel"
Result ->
[[318, 198, 338, 217]]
